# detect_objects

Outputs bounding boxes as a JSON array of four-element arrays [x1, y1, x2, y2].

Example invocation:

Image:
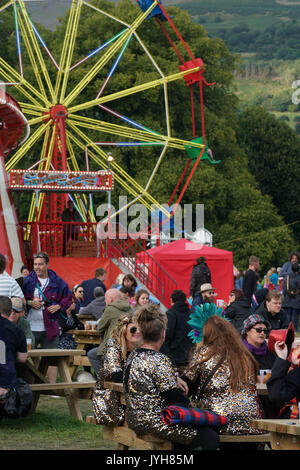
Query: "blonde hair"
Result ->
[[134, 303, 167, 343], [111, 312, 135, 361]]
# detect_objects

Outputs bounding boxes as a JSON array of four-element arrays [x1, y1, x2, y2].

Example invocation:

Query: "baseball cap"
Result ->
[[12, 297, 24, 312]]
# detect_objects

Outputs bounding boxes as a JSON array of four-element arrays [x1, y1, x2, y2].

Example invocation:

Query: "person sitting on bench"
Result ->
[[92, 312, 141, 425], [123, 304, 220, 450]]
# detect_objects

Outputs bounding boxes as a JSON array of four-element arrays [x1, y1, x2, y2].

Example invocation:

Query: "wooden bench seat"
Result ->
[[30, 381, 95, 391], [86, 414, 271, 450], [86, 382, 271, 450]]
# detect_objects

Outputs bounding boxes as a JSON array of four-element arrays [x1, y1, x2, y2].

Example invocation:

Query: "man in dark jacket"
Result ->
[[242, 255, 260, 302], [255, 290, 289, 331], [189, 257, 211, 301], [81, 268, 107, 306], [160, 290, 194, 372]]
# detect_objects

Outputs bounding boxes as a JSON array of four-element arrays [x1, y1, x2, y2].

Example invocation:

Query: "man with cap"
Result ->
[[191, 283, 216, 310], [9, 297, 35, 349], [241, 313, 275, 370]]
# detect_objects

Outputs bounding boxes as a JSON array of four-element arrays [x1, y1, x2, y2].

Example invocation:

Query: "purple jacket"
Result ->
[[22, 269, 72, 342]]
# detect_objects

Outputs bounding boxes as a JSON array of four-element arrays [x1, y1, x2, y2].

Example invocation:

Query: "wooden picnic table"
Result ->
[[68, 329, 102, 376], [21, 349, 95, 421], [251, 419, 300, 450]]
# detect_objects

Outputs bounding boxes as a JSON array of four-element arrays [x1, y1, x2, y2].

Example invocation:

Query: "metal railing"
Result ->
[[20, 221, 177, 307]]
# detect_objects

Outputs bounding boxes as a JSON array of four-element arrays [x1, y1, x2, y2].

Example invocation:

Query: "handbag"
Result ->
[[286, 276, 300, 298]]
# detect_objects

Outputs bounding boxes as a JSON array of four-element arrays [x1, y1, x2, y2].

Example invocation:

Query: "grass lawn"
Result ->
[[0, 395, 116, 450]]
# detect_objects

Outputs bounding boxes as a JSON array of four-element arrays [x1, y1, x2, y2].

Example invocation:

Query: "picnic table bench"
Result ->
[[21, 349, 96, 421], [86, 381, 271, 450]]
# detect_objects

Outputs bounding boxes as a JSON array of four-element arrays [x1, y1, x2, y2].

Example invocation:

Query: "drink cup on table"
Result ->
[[26, 338, 32, 351]]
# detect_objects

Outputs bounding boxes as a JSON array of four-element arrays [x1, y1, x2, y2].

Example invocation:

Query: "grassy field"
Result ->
[[0, 395, 116, 450]]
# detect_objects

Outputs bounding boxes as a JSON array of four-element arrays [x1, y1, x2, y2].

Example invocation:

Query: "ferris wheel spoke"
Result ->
[[6, 120, 52, 171], [0, 58, 50, 108], [17, 1, 55, 104], [54, 0, 83, 102], [67, 121, 170, 216], [18, 103, 48, 117], [66, 128, 146, 208], [63, 1, 158, 108], [68, 66, 199, 114], [67, 114, 205, 152]]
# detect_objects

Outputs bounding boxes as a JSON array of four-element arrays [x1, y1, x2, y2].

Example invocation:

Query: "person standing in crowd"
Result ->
[[9, 297, 35, 349], [242, 255, 260, 302], [61, 200, 81, 256], [134, 289, 150, 309], [191, 283, 216, 310], [160, 290, 193, 373], [189, 256, 211, 302], [92, 313, 141, 424], [22, 252, 71, 383], [183, 315, 263, 449], [223, 289, 252, 334], [0, 254, 24, 300], [255, 290, 290, 331], [15, 266, 30, 288], [81, 268, 107, 306], [79, 286, 106, 320], [282, 262, 300, 332], [262, 267, 278, 291], [124, 304, 220, 450], [280, 251, 300, 279]]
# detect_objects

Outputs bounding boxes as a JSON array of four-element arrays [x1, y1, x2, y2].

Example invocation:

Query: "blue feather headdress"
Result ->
[[188, 303, 229, 344]]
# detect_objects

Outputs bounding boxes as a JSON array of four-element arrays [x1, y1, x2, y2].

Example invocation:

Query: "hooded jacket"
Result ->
[[22, 269, 71, 341], [96, 300, 133, 356]]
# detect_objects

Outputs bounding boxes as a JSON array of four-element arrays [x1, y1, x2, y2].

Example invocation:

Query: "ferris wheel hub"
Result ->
[[49, 104, 68, 121]]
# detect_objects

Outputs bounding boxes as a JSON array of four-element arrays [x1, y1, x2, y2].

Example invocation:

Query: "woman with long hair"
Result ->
[[92, 312, 141, 425], [183, 314, 263, 439], [123, 304, 220, 450]]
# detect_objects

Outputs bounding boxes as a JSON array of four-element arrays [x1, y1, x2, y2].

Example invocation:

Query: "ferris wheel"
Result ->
[[0, 0, 217, 229]]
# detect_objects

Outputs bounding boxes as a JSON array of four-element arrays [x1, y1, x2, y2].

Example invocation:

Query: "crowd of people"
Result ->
[[0, 250, 299, 451]]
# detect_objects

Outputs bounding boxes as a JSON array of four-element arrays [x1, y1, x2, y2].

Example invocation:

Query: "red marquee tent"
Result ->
[[145, 239, 234, 304]]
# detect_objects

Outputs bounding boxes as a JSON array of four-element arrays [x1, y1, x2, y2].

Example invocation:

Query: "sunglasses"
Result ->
[[33, 252, 49, 263], [252, 327, 268, 334], [129, 326, 137, 334], [77, 290, 84, 293]]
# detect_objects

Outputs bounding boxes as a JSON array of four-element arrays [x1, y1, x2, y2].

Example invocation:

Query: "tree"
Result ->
[[236, 106, 300, 246]]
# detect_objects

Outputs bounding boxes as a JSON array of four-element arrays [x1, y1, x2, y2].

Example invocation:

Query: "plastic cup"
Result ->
[[26, 338, 32, 351]]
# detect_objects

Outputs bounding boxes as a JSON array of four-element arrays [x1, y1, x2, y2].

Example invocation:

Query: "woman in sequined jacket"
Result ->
[[183, 315, 263, 438], [92, 313, 141, 425], [124, 304, 220, 450]]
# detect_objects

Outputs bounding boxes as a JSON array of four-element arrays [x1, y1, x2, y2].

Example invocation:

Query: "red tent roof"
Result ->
[[146, 239, 234, 304]]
